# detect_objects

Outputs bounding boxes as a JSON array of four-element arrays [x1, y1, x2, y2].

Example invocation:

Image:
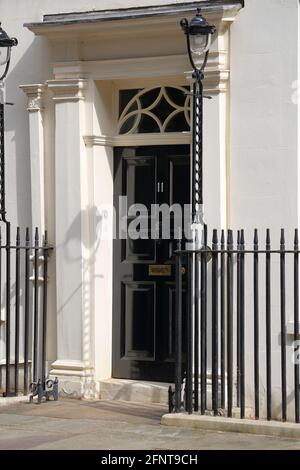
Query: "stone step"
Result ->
[[99, 378, 255, 418], [99, 379, 170, 405]]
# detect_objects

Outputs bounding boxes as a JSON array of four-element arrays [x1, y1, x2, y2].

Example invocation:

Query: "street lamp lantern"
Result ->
[[181, 8, 215, 73], [0, 23, 18, 81], [180, 8, 215, 249]]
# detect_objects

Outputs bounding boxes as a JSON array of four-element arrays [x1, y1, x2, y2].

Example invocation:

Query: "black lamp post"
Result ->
[[0, 23, 18, 222], [181, 8, 215, 247]]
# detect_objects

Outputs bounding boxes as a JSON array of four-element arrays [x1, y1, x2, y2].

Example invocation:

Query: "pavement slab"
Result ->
[[0, 399, 299, 450]]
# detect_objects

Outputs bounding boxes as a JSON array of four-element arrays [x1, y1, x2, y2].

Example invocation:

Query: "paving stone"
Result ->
[[0, 399, 299, 450]]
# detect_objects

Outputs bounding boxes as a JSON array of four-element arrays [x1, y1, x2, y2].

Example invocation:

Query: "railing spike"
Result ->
[[280, 228, 285, 247], [254, 228, 258, 247], [221, 229, 225, 245], [44, 229, 48, 247], [227, 229, 233, 246], [266, 228, 271, 247], [295, 228, 299, 247], [240, 229, 245, 246], [212, 228, 218, 246]]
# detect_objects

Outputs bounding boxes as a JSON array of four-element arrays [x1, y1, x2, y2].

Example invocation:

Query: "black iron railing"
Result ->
[[171, 227, 300, 423], [0, 223, 54, 399]]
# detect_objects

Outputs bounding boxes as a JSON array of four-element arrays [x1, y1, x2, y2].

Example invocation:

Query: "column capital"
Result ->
[[47, 78, 88, 102], [20, 83, 46, 112]]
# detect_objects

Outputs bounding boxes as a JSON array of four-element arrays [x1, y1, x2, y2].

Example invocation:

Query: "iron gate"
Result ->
[[170, 227, 300, 423]]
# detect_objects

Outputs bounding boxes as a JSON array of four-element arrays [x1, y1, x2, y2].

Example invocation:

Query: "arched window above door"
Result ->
[[118, 86, 191, 135]]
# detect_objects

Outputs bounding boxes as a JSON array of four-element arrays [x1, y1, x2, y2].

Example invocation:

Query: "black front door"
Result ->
[[113, 145, 190, 382]]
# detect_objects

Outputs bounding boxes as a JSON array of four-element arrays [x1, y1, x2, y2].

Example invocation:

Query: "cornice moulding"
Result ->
[[84, 132, 191, 148], [84, 135, 114, 147], [52, 54, 229, 83], [24, 2, 244, 40]]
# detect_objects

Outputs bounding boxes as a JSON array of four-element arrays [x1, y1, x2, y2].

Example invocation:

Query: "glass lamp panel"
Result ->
[[0, 46, 10, 66], [190, 34, 207, 55], [204, 33, 212, 53]]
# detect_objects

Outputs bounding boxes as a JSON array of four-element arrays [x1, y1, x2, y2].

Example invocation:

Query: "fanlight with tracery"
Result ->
[[118, 86, 191, 135]]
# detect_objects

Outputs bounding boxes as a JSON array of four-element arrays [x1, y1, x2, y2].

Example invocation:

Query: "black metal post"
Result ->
[[191, 77, 203, 220], [194, 251, 200, 412], [200, 225, 207, 414], [280, 229, 287, 422], [294, 229, 299, 423], [15, 227, 20, 395], [175, 239, 182, 412], [220, 229, 225, 409], [212, 229, 219, 415], [186, 252, 193, 414], [227, 230, 233, 417], [236, 230, 241, 408], [24, 227, 30, 395], [180, 11, 215, 415], [240, 230, 245, 419], [33, 227, 39, 384], [41, 231, 49, 389], [5, 221, 11, 396], [266, 229, 272, 421], [253, 229, 260, 419]]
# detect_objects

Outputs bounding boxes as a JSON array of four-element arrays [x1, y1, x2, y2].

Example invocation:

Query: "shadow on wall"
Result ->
[[63, 206, 103, 264], [55, 205, 108, 371]]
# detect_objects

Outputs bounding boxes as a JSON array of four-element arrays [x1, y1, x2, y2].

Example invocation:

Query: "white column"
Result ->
[[20, 84, 46, 232], [47, 79, 97, 398], [84, 136, 114, 382]]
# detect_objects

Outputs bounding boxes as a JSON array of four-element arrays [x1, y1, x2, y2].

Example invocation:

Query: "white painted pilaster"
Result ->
[[20, 84, 46, 232], [47, 78, 97, 398]]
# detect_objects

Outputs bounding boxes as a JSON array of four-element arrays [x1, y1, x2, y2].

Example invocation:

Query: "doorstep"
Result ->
[[161, 413, 300, 439], [0, 395, 29, 407], [99, 378, 170, 405]]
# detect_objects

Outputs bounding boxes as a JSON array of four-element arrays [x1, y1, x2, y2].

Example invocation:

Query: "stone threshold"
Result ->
[[161, 413, 300, 439], [0, 395, 29, 408], [100, 378, 170, 405]]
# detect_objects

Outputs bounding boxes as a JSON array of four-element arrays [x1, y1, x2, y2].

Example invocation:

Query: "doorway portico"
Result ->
[[21, 2, 242, 397]]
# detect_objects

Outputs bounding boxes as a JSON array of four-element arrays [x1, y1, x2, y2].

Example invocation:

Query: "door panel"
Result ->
[[122, 282, 156, 360], [113, 145, 190, 382]]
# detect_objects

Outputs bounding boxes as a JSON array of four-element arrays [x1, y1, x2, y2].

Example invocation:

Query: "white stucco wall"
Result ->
[[231, 0, 299, 235], [230, 0, 299, 420]]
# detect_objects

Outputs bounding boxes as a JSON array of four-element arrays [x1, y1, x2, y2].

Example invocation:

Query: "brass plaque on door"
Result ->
[[149, 265, 171, 276]]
